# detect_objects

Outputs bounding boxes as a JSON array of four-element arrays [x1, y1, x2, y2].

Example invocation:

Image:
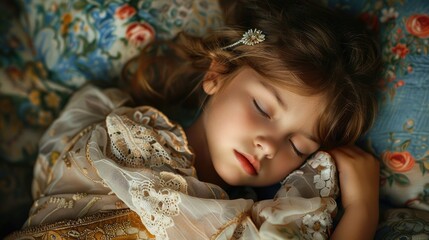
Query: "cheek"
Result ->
[[268, 151, 304, 180], [208, 95, 257, 135]]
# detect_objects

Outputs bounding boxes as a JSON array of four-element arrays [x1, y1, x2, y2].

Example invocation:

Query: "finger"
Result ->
[[329, 145, 373, 160], [327, 146, 355, 160]]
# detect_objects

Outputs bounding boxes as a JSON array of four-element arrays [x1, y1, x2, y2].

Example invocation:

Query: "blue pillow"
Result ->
[[328, 0, 429, 212]]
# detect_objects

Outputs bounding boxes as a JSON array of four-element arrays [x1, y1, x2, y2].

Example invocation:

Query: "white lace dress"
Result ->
[[20, 85, 339, 240]]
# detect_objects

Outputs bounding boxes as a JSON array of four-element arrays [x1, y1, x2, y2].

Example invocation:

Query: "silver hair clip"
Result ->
[[222, 29, 266, 50]]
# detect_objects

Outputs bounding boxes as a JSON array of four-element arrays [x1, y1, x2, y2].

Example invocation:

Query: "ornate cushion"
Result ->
[[328, 0, 429, 212], [327, 0, 429, 239], [0, 0, 223, 163], [338, 0, 429, 210]]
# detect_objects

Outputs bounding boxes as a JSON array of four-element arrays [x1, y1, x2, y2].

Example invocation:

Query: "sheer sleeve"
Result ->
[[31, 85, 133, 200]]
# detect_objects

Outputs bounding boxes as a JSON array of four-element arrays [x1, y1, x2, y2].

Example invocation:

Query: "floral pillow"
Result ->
[[327, 0, 429, 211], [0, 0, 223, 163]]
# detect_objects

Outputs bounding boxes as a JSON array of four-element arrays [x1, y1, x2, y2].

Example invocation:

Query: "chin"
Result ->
[[216, 170, 246, 187], [220, 175, 243, 187], [214, 163, 268, 187], [220, 174, 263, 187]]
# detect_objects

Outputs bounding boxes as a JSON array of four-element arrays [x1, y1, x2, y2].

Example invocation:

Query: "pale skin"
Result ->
[[187, 66, 323, 189], [329, 146, 380, 240], [185, 64, 380, 239]]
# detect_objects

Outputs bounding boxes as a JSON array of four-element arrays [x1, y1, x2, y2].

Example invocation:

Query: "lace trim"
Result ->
[[308, 152, 339, 198], [130, 172, 187, 240], [301, 208, 333, 240], [105, 107, 193, 170]]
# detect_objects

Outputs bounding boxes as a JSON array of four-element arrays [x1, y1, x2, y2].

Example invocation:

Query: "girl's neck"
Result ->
[[185, 114, 230, 190]]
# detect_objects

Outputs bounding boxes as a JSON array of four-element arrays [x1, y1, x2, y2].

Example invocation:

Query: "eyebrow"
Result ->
[[259, 81, 320, 143]]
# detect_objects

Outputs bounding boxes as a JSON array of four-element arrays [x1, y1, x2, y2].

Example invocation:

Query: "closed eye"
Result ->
[[253, 99, 271, 119], [289, 139, 304, 158]]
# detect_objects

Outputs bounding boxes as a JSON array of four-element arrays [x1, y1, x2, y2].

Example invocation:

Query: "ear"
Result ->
[[202, 61, 223, 95]]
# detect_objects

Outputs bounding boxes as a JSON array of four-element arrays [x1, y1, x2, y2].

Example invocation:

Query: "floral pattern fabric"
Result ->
[[0, 0, 223, 163], [327, 0, 429, 212], [326, 0, 429, 238]]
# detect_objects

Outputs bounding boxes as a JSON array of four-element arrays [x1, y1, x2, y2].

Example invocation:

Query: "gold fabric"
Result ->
[[6, 209, 154, 240]]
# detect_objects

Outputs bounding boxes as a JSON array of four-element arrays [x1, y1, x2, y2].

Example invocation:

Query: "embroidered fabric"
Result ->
[[6, 209, 155, 240], [106, 109, 193, 170], [130, 177, 181, 239], [18, 85, 339, 240]]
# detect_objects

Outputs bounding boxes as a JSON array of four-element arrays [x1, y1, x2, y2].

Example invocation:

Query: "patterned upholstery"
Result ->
[[326, 0, 429, 238]]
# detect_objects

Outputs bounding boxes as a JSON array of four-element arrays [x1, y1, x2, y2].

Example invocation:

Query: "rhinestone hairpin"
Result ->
[[222, 29, 266, 50]]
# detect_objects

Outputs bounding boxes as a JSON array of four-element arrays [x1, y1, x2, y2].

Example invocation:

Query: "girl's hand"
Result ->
[[329, 145, 380, 240]]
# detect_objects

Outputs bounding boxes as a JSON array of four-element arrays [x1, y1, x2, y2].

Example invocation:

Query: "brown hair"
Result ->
[[122, 0, 381, 149]]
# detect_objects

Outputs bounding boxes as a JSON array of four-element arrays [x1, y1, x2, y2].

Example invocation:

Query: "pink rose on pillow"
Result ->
[[115, 4, 136, 20], [382, 151, 415, 172], [126, 22, 155, 47], [391, 43, 410, 58], [406, 14, 429, 38]]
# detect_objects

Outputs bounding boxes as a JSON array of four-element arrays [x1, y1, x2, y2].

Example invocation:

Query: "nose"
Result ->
[[254, 136, 277, 160]]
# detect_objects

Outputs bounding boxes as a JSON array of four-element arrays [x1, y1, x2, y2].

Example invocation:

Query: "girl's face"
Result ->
[[201, 66, 327, 187]]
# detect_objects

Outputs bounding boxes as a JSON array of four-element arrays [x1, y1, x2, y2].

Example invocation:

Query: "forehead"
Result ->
[[277, 85, 326, 141], [233, 66, 327, 106]]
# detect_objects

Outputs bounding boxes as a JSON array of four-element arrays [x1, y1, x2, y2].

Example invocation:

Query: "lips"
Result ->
[[234, 150, 259, 176]]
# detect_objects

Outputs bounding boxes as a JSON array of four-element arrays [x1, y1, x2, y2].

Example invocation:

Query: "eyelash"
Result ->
[[253, 99, 271, 119], [289, 139, 304, 158]]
